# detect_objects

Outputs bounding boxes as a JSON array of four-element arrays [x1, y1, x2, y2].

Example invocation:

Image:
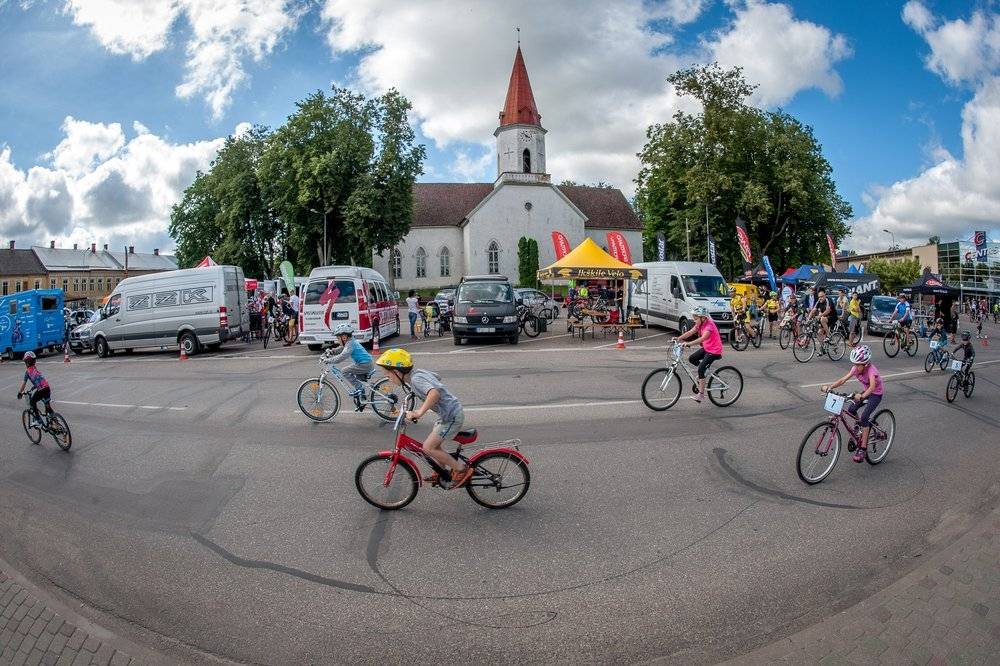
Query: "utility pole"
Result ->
[[308, 207, 328, 265]]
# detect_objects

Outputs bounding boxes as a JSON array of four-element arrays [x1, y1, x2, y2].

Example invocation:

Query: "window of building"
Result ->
[[415, 247, 426, 278], [391, 248, 402, 279], [50, 279, 56, 289], [15, 281, 22, 292], [89, 278, 95, 292], [522, 149, 531, 173], [440, 247, 451, 277], [62, 279, 68, 292], [34, 279, 40, 290], [487, 241, 500, 274], [1, 281, 7, 296], [73, 278, 79, 292], [98, 277, 104, 291]]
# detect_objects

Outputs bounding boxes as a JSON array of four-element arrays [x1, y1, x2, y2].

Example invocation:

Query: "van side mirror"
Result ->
[[671, 287, 682, 298]]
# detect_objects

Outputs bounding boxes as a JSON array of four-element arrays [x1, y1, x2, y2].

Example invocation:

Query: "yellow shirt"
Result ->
[[765, 298, 779, 313], [848, 298, 861, 318], [731, 295, 744, 312]]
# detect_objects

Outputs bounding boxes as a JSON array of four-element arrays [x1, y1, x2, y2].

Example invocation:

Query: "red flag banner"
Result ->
[[551, 231, 571, 260], [606, 231, 633, 265], [735, 218, 753, 272], [826, 231, 838, 269]]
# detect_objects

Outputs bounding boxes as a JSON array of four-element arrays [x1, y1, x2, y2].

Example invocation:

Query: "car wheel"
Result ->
[[453, 335, 463, 346], [94, 337, 110, 358], [509, 334, 519, 345], [179, 331, 198, 356], [678, 318, 690, 335]]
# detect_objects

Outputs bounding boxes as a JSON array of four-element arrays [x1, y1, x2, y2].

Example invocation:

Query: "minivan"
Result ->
[[866, 295, 899, 336], [630, 261, 733, 337], [299, 266, 399, 351], [452, 275, 518, 345]]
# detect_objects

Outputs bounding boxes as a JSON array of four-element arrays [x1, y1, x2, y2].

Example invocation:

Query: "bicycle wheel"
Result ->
[[904, 331, 918, 357], [466, 452, 531, 509], [796, 422, 841, 484], [48, 414, 71, 451], [641, 368, 682, 411], [939, 351, 951, 371], [296, 378, 341, 421], [730, 328, 749, 351], [369, 377, 404, 422], [751, 325, 762, 348], [865, 409, 894, 464], [946, 374, 960, 402], [22, 410, 41, 445], [355, 454, 418, 510], [923, 351, 936, 373], [779, 327, 791, 350], [793, 335, 815, 363], [963, 371, 975, 398], [826, 333, 846, 361], [883, 333, 899, 358], [523, 315, 540, 338], [707, 366, 743, 407]]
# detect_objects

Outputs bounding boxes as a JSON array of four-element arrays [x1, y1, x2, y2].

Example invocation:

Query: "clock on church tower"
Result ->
[[494, 46, 547, 182]]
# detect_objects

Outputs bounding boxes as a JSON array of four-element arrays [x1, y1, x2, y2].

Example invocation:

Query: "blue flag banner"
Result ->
[[975, 231, 987, 263], [762, 255, 777, 293]]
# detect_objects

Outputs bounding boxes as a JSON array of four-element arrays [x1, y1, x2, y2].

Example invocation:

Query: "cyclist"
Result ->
[[764, 291, 780, 338], [821, 345, 883, 463], [375, 348, 474, 489], [16, 351, 53, 427], [326, 324, 373, 411], [954, 330, 975, 374], [674, 306, 723, 404], [809, 288, 836, 346], [846, 292, 862, 347], [928, 318, 948, 350], [890, 293, 912, 334]]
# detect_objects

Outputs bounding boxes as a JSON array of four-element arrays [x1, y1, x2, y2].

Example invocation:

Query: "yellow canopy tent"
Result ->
[[537, 237, 646, 281]]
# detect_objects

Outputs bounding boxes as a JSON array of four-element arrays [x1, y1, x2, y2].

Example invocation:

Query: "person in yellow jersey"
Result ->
[[846, 292, 863, 347], [764, 291, 781, 338]]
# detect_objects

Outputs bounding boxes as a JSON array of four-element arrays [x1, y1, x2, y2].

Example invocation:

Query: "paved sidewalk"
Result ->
[[728, 505, 1000, 665], [0, 564, 144, 666]]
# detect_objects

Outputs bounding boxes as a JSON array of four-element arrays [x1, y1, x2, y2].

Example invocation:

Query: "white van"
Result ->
[[75, 265, 249, 357], [630, 261, 733, 337], [299, 266, 400, 351]]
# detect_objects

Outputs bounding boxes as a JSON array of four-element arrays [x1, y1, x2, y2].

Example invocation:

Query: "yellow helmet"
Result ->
[[375, 348, 412, 369]]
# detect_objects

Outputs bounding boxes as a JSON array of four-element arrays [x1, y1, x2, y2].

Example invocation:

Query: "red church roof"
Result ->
[[498, 47, 542, 127]]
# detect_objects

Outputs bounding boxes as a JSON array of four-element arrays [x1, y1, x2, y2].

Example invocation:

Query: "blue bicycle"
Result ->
[[923, 339, 951, 373]]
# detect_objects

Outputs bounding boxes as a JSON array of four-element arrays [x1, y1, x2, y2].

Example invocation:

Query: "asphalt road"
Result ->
[[1, 321, 998, 665]]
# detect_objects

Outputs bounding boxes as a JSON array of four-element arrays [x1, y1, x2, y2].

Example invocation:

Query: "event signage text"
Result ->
[[551, 231, 571, 260]]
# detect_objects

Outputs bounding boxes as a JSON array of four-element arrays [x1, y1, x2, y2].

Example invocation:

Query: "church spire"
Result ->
[[498, 46, 542, 127]]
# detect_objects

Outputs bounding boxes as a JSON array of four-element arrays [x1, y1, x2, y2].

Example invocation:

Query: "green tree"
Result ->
[[517, 236, 539, 287], [866, 258, 920, 293], [928, 235, 940, 245], [635, 63, 852, 277]]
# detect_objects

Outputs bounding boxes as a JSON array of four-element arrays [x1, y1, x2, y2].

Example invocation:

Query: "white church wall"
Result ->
[[373, 226, 464, 291], [585, 229, 645, 264], [465, 182, 586, 285]]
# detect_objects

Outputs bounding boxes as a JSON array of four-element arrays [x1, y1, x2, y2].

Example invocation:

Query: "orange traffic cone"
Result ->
[[63, 342, 71, 363], [983, 335, 989, 348], [372, 332, 381, 355], [616, 329, 626, 349], [178, 342, 189, 361]]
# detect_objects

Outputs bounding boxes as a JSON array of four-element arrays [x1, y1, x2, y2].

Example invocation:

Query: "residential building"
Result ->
[[0, 242, 47, 296]]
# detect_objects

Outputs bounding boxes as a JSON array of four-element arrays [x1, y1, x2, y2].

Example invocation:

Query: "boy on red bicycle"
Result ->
[[821, 345, 884, 463]]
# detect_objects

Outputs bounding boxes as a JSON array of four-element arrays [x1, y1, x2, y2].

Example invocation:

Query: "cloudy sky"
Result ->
[[1, 0, 998, 257]]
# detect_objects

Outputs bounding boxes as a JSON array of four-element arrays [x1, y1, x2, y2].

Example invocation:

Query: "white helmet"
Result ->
[[333, 323, 354, 336], [692, 306, 709, 317], [849, 345, 872, 364]]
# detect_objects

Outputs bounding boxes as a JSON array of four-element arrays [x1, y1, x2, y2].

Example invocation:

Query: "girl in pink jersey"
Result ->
[[674, 306, 723, 404], [822, 345, 884, 462]]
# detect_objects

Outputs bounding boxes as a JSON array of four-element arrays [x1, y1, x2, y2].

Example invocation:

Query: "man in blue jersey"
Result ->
[[890, 293, 913, 332]]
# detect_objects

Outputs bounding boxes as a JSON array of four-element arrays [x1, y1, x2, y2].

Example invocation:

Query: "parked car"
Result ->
[[434, 288, 456, 311], [514, 288, 560, 318], [68, 310, 101, 354], [866, 295, 899, 336], [451, 275, 518, 345]]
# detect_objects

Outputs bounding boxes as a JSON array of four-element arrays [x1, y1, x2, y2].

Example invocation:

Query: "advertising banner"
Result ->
[[735, 217, 753, 275], [975, 231, 988, 263], [279, 260, 296, 295], [762, 255, 778, 293], [708, 235, 717, 266], [606, 231, 633, 265], [551, 231, 571, 260], [826, 231, 839, 269], [656, 232, 666, 261]]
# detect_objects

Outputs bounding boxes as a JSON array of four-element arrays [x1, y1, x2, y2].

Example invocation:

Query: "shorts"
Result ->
[[30, 386, 51, 413], [432, 407, 465, 439], [768, 312, 778, 322], [847, 393, 882, 427], [689, 348, 722, 379]]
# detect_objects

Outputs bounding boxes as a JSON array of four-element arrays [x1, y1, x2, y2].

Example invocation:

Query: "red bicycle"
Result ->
[[796, 390, 896, 485], [354, 391, 531, 510]]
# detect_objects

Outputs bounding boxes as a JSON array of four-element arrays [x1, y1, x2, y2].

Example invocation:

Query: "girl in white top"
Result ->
[[405, 290, 420, 339]]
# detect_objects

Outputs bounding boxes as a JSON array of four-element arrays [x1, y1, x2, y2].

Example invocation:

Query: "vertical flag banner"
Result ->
[[762, 255, 778, 293], [606, 232, 633, 265], [735, 217, 753, 275], [656, 232, 666, 261], [826, 230, 839, 269], [279, 260, 296, 295], [975, 231, 987, 263], [551, 231, 571, 260], [708, 233, 717, 266]]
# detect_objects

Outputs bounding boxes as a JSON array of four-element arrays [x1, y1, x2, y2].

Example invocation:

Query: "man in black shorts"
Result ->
[[810, 288, 837, 342]]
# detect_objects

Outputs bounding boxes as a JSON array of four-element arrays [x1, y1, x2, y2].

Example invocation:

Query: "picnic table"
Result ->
[[566, 318, 643, 341]]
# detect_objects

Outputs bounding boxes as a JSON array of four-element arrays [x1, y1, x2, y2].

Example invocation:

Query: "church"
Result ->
[[374, 46, 644, 290]]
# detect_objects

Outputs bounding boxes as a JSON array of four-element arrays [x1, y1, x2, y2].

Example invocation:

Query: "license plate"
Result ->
[[477, 327, 495, 333], [332, 311, 348, 320]]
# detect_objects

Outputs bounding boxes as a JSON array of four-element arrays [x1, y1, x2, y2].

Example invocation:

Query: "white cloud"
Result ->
[[63, 0, 302, 119], [320, 0, 849, 193], [0, 117, 230, 250], [705, 0, 852, 107], [449, 148, 493, 183], [851, 5, 1000, 252]]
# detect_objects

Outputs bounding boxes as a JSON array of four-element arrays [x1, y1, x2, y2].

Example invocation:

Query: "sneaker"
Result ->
[[423, 472, 440, 486], [852, 447, 867, 463], [692, 391, 704, 403], [450, 466, 474, 490]]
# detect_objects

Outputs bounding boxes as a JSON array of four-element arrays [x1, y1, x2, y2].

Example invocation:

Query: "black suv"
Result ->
[[452, 275, 519, 345]]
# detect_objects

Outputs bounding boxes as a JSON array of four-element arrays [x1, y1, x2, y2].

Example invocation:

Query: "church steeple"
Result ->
[[495, 46, 547, 182]]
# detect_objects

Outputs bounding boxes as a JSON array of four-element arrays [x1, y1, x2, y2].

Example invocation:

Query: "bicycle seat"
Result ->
[[453, 429, 478, 445]]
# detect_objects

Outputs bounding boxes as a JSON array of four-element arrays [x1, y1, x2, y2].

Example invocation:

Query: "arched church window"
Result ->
[[522, 149, 531, 173], [415, 247, 427, 278], [487, 241, 500, 274], [390, 248, 401, 279], [439, 247, 451, 278]]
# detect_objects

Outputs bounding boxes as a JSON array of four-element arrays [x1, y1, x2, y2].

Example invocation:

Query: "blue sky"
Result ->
[[1, 0, 997, 254]]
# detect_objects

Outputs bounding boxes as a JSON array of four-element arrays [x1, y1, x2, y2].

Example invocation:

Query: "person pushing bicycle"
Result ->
[[821, 345, 884, 463], [16, 351, 53, 428], [375, 348, 474, 489], [324, 324, 373, 411], [673, 306, 723, 404]]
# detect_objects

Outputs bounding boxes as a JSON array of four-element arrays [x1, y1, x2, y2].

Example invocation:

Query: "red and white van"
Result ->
[[299, 266, 399, 351]]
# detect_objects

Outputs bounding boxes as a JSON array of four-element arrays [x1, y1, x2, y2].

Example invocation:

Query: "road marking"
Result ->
[[59, 400, 187, 411], [798, 358, 1000, 388], [592, 331, 668, 349], [464, 398, 643, 413]]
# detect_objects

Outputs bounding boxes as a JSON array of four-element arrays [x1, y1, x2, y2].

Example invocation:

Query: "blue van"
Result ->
[[0, 289, 66, 358]]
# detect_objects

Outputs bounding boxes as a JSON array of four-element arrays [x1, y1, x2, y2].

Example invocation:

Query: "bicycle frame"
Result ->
[[318, 362, 386, 407], [814, 397, 887, 455], [661, 344, 735, 395]]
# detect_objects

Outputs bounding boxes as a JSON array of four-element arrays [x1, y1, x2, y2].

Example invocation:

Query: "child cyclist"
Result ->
[[324, 324, 373, 411], [674, 306, 723, 404], [16, 351, 53, 427], [954, 330, 975, 373], [375, 348, 474, 489], [821, 345, 883, 463]]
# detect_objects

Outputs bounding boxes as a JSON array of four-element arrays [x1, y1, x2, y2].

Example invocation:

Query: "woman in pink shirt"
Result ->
[[675, 306, 723, 403], [821, 344, 884, 462]]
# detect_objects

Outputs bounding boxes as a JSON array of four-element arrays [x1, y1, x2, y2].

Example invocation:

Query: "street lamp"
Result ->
[[309, 207, 328, 265], [685, 218, 691, 261], [882, 228, 895, 251]]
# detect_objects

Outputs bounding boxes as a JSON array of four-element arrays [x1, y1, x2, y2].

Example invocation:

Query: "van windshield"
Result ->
[[682, 275, 728, 298], [304, 279, 357, 305], [457, 282, 513, 304], [871, 296, 896, 315]]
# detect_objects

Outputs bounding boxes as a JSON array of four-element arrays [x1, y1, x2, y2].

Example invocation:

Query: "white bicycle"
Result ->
[[641, 342, 744, 410], [296, 352, 403, 422]]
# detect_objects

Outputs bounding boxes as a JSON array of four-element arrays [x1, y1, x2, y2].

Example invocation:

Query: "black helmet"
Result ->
[[961, 330, 971, 341]]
